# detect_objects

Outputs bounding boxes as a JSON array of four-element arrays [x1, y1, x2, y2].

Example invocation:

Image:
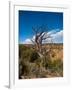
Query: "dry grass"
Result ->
[[19, 44, 63, 79]]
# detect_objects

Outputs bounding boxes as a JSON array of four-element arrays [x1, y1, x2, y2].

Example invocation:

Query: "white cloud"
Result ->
[[51, 30, 63, 43], [42, 30, 63, 43], [23, 39, 32, 44], [51, 30, 63, 37], [32, 35, 35, 40], [47, 29, 60, 36], [23, 30, 63, 44]]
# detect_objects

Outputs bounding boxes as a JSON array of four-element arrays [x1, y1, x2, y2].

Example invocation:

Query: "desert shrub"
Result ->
[[52, 59, 63, 70], [42, 55, 51, 69], [52, 59, 63, 76], [19, 45, 29, 58], [44, 59, 63, 76], [19, 45, 33, 59], [44, 59, 53, 70], [30, 51, 39, 63], [20, 49, 33, 62], [22, 50, 31, 59], [19, 59, 30, 79]]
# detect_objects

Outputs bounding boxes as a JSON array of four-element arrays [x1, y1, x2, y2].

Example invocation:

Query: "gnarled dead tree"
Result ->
[[31, 25, 52, 57]]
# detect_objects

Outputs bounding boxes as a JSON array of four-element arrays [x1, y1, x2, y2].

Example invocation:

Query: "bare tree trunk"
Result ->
[[32, 25, 52, 58]]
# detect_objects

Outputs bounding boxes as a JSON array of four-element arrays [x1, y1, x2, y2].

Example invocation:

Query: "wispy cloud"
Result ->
[[22, 29, 63, 44]]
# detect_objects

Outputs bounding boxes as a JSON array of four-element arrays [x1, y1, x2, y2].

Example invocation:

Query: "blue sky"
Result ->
[[19, 10, 63, 44]]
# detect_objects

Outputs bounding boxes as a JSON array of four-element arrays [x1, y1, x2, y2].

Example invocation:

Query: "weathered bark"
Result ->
[[32, 25, 52, 58]]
